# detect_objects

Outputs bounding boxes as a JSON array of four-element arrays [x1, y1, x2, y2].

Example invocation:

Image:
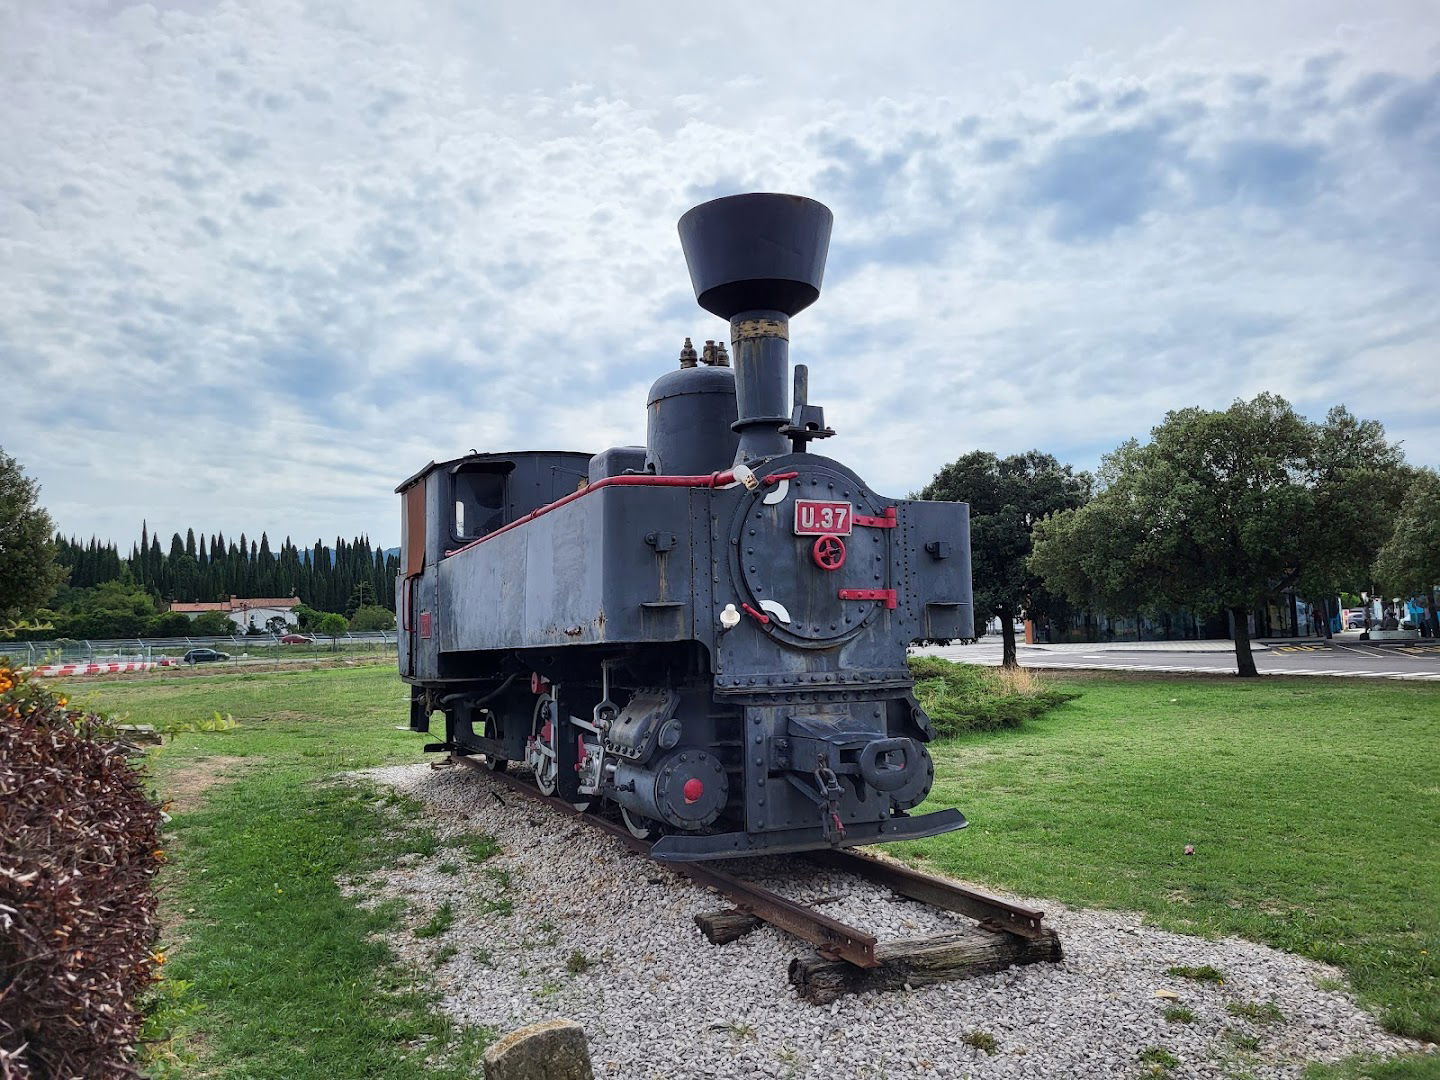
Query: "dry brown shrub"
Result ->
[[0, 661, 163, 1079], [988, 665, 1044, 697]]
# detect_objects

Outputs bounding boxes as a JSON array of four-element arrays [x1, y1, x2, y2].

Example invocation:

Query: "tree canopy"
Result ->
[[918, 450, 1091, 667], [0, 448, 66, 626], [50, 529, 397, 615], [316, 613, 349, 640], [1030, 394, 1408, 676], [190, 609, 236, 637], [349, 604, 397, 632], [1374, 468, 1440, 632]]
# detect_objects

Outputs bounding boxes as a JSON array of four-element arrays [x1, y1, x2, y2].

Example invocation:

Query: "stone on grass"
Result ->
[[483, 1019, 593, 1080]]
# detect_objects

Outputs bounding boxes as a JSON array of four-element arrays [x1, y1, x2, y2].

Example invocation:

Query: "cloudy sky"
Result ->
[[3, 1, 1437, 549]]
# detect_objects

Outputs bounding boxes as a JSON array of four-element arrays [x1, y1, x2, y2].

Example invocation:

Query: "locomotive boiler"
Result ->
[[396, 193, 975, 860]]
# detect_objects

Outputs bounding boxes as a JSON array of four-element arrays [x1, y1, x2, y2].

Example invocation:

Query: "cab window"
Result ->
[[452, 464, 508, 541]]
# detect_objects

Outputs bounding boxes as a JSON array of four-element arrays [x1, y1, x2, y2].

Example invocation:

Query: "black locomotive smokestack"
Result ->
[[677, 193, 832, 464]]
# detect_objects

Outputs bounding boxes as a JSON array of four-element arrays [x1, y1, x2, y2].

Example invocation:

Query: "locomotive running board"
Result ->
[[648, 808, 967, 862]]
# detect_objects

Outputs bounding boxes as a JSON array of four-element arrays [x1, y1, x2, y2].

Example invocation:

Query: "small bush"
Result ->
[[0, 660, 164, 1078], [1227, 1000, 1285, 1024], [1140, 1046, 1180, 1073], [908, 656, 1078, 737], [961, 1030, 998, 1054], [414, 902, 454, 939], [460, 834, 501, 863], [565, 949, 591, 975], [399, 829, 440, 857], [1167, 964, 1226, 984]]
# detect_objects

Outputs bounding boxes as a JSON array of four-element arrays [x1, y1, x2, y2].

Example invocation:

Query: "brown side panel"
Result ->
[[404, 484, 426, 577]]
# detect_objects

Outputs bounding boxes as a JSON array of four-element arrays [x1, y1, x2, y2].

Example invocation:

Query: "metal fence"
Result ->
[[2, 632, 397, 675]]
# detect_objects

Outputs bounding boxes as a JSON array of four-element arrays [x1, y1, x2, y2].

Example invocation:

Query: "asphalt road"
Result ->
[[919, 638, 1440, 682]]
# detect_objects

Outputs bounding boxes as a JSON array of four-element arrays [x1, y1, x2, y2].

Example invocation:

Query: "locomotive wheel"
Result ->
[[478, 710, 507, 773], [529, 694, 590, 811], [530, 694, 559, 795], [620, 807, 661, 841]]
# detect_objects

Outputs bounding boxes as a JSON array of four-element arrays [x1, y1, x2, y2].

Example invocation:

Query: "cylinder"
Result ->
[[645, 364, 739, 475], [611, 748, 729, 830]]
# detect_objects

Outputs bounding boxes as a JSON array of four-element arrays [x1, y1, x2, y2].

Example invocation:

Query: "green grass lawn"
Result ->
[[66, 665, 1440, 1077], [66, 666, 491, 1078], [898, 673, 1440, 1045]]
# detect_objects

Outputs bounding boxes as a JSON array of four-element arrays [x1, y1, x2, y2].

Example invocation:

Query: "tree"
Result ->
[[292, 603, 321, 631], [37, 577, 159, 638], [190, 609, 234, 637], [146, 611, 194, 637], [1374, 468, 1440, 635], [0, 448, 66, 624], [345, 579, 375, 620], [1030, 394, 1408, 677], [918, 450, 1091, 668], [349, 604, 396, 632], [316, 612, 348, 649], [1292, 407, 1412, 635]]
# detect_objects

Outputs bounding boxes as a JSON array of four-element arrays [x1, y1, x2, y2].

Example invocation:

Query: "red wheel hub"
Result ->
[[812, 534, 846, 571]]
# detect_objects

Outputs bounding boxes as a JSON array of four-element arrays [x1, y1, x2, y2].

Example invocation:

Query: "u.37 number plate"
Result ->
[[793, 499, 853, 536]]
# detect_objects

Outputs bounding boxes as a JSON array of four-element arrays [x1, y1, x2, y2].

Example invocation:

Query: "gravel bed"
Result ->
[[349, 763, 1425, 1079]]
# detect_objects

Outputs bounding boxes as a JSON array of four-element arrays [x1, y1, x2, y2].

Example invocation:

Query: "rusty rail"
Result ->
[[455, 756, 880, 966], [810, 849, 1047, 939], [452, 755, 1046, 965]]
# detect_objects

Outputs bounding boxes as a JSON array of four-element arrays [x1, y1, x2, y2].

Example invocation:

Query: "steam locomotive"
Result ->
[[396, 193, 975, 860]]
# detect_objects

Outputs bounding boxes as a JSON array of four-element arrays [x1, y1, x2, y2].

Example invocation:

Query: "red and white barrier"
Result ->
[[26, 659, 181, 678]]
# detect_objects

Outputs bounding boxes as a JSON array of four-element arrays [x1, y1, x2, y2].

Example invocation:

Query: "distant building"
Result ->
[[169, 595, 301, 632], [1029, 589, 1332, 644]]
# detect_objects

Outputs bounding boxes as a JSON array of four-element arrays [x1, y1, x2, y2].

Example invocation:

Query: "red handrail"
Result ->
[[445, 470, 737, 557]]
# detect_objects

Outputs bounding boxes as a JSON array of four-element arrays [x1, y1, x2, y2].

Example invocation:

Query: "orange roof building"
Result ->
[[169, 596, 301, 630]]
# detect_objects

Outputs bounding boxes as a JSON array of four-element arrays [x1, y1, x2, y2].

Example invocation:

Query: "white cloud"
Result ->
[[0, 0, 1436, 547]]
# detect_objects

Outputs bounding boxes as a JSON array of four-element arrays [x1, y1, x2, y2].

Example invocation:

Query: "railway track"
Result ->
[[452, 754, 1050, 969]]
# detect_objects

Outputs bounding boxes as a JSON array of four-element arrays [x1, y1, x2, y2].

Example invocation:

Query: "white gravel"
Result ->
[[347, 763, 1426, 1079]]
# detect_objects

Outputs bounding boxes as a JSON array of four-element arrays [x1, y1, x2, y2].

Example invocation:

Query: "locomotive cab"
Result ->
[[397, 193, 974, 860]]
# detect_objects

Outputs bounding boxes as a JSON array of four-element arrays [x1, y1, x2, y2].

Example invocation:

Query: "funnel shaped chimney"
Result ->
[[678, 194, 833, 464], [678, 194, 833, 318]]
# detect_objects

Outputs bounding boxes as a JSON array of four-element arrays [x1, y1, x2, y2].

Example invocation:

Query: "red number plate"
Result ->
[[793, 500, 853, 536]]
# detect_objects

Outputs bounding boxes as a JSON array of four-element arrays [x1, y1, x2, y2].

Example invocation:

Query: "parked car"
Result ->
[[182, 648, 230, 664], [279, 634, 314, 644], [1345, 611, 1366, 629]]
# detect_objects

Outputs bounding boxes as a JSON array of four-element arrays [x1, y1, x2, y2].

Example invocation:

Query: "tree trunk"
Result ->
[[1000, 606, 1018, 669], [1426, 588, 1438, 639], [1231, 606, 1258, 677]]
